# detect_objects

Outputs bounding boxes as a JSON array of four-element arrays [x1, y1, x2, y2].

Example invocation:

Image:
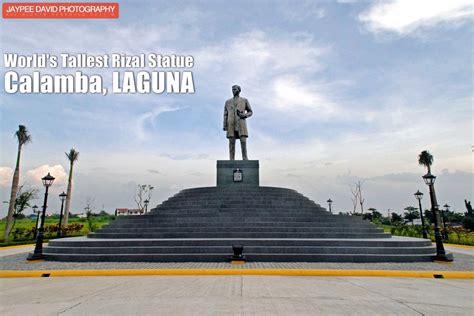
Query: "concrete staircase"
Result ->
[[44, 186, 435, 262]]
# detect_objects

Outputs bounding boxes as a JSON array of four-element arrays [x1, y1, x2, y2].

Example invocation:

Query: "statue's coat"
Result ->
[[223, 96, 253, 138]]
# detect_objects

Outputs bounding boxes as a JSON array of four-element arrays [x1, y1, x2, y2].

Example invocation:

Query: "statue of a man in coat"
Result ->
[[223, 85, 253, 160]]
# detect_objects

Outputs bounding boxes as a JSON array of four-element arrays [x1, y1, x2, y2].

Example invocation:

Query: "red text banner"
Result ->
[[3, 2, 119, 19]]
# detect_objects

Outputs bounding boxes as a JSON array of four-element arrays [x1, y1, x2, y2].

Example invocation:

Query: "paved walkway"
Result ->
[[1, 275, 473, 315], [1, 243, 472, 315], [0, 244, 37, 257], [444, 245, 474, 256], [0, 243, 472, 272]]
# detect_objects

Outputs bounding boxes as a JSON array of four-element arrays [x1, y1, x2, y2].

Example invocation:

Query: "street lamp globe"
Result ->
[[414, 190, 423, 201], [443, 204, 450, 211], [422, 173, 436, 186], [59, 192, 67, 202], [42, 173, 55, 187]]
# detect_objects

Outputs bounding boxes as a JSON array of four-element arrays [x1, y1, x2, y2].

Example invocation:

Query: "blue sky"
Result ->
[[1, 0, 472, 216]]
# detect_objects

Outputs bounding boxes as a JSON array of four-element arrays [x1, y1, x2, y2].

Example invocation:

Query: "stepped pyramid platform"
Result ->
[[44, 160, 435, 262]]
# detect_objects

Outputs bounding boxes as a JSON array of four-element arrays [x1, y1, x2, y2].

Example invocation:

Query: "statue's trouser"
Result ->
[[241, 137, 248, 160], [229, 137, 248, 160], [229, 138, 235, 160]]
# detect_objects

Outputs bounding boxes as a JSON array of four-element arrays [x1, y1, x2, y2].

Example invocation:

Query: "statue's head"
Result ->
[[232, 85, 241, 96]]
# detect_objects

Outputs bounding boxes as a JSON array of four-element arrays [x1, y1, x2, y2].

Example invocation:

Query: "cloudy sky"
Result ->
[[1, 0, 472, 217]]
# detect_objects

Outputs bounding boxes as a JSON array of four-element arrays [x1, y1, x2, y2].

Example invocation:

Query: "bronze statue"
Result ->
[[223, 85, 253, 160]]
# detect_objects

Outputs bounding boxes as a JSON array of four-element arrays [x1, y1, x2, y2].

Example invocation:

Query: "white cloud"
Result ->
[[26, 165, 68, 186], [337, 0, 358, 3], [134, 105, 181, 141], [0, 167, 13, 187], [271, 76, 339, 117], [277, 1, 325, 21], [359, 0, 473, 35], [196, 30, 328, 82], [194, 30, 338, 119]]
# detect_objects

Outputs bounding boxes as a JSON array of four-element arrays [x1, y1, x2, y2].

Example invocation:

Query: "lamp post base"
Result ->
[[230, 255, 246, 264], [26, 252, 45, 261], [433, 252, 454, 262]]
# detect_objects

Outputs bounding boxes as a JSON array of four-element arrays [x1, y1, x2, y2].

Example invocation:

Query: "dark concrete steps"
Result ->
[[48, 237, 433, 248], [106, 222, 375, 229], [44, 246, 434, 255], [44, 253, 434, 263], [97, 227, 385, 234], [43, 185, 435, 262], [111, 216, 364, 223], [88, 232, 391, 239]]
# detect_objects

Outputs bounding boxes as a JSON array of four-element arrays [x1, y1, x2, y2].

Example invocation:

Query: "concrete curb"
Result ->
[[442, 243, 474, 249], [0, 269, 472, 279], [0, 244, 35, 250]]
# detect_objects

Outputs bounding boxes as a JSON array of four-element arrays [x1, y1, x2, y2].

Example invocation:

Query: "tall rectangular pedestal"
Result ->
[[216, 160, 259, 187]]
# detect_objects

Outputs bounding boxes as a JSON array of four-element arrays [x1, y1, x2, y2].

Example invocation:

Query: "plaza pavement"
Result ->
[[0, 243, 472, 272], [0, 243, 472, 315], [1, 275, 473, 315]]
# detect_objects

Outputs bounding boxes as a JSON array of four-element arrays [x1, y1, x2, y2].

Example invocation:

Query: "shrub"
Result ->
[[63, 223, 84, 235], [12, 228, 30, 240]]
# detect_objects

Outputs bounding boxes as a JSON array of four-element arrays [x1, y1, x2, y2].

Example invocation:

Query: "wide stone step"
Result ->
[[49, 237, 432, 248], [113, 216, 364, 223], [44, 245, 434, 255], [161, 197, 314, 202], [106, 221, 375, 229], [97, 227, 384, 234], [177, 187, 299, 193], [155, 206, 324, 212], [149, 210, 328, 216], [147, 213, 330, 219], [43, 252, 434, 262], [88, 232, 391, 239], [110, 220, 364, 226], [151, 205, 325, 210]]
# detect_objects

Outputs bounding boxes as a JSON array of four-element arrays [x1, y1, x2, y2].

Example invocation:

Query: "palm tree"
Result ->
[[63, 148, 79, 227], [4, 125, 31, 241], [404, 206, 420, 226], [418, 150, 433, 173]]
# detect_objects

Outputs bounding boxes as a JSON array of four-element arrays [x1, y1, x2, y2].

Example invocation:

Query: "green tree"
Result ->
[[445, 210, 463, 224], [364, 208, 383, 223], [418, 150, 433, 173], [404, 206, 420, 226], [4, 125, 32, 241], [391, 212, 403, 224], [63, 148, 79, 226], [134, 184, 154, 212], [424, 209, 433, 224], [12, 185, 38, 232], [463, 199, 474, 230]]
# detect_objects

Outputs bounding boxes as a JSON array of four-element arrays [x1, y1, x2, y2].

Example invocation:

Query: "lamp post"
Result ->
[[144, 199, 149, 214], [57, 192, 67, 238], [326, 199, 333, 214], [27, 173, 55, 261], [442, 203, 450, 240], [32, 205, 40, 238], [422, 172, 453, 261], [414, 190, 428, 239]]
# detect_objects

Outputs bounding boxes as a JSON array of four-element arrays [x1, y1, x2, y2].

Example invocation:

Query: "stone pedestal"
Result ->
[[216, 160, 259, 187]]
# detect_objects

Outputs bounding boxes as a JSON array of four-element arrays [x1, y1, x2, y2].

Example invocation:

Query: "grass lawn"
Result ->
[[0, 215, 113, 247], [380, 224, 474, 246]]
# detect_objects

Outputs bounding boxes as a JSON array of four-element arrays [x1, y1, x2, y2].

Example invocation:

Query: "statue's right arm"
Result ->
[[223, 103, 228, 131]]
